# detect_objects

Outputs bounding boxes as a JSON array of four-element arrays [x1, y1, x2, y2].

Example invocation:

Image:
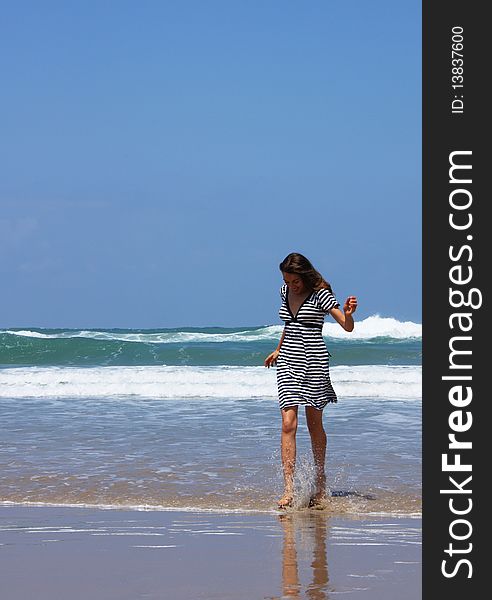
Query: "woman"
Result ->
[[265, 253, 358, 509]]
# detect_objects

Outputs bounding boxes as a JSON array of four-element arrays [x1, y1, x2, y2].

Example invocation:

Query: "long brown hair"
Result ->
[[279, 253, 333, 294]]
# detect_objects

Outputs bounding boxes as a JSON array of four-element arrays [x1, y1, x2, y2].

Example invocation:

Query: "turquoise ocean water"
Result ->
[[0, 316, 421, 515]]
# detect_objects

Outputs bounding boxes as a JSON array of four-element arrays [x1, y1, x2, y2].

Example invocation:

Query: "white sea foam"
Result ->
[[0, 500, 275, 514], [322, 315, 421, 340], [0, 364, 421, 400], [2, 327, 280, 343], [1, 315, 421, 343]]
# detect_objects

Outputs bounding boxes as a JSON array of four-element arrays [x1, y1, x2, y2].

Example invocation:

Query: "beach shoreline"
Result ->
[[1, 322, 422, 598], [1, 504, 421, 599]]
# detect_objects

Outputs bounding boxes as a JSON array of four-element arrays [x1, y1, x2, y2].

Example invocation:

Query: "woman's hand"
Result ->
[[264, 350, 280, 368], [343, 296, 358, 316]]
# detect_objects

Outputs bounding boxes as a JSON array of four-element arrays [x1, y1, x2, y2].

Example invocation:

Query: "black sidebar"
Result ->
[[423, 1, 487, 597]]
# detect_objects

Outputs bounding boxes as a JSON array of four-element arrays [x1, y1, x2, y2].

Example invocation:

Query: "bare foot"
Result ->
[[308, 490, 327, 508], [309, 473, 327, 507], [277, 492, 294, 509]]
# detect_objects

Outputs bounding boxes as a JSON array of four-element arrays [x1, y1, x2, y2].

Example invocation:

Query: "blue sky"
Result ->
[[1, 1, 421, 328]]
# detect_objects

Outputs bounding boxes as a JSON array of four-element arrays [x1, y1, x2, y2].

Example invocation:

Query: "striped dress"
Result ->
[[277, 284, 340, 411]]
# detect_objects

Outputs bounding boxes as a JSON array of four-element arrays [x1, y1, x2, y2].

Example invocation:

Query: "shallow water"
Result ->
[[0, 394, 420, 515]]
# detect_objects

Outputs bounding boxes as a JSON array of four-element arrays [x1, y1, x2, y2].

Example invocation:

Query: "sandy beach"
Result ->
[[1, 505, 420, 599]]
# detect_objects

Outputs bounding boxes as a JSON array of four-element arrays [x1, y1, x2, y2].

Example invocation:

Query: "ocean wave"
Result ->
[[1, 315, 421, 344], [2, 327, 277, 343], [322, 315, 421, 340], [0, 364, 421, 400]]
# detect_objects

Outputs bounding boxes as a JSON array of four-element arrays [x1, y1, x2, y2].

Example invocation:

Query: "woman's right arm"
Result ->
[[264, 328, 285, 368]]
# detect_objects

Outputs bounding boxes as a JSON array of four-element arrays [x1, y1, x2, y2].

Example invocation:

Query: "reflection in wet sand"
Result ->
[[277, 512, 330, 599], [1, 506, 421, 599]]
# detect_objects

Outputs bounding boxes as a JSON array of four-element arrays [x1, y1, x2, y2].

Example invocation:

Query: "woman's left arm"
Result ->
[[329, 296, 358, 332]]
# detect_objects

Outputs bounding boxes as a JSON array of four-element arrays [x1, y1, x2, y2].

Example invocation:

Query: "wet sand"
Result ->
[[0, 505, 421, 599]]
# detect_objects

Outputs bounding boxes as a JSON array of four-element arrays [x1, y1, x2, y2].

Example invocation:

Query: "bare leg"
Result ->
[[278, 406, 298, 508], [306, 406, 327, 502]]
